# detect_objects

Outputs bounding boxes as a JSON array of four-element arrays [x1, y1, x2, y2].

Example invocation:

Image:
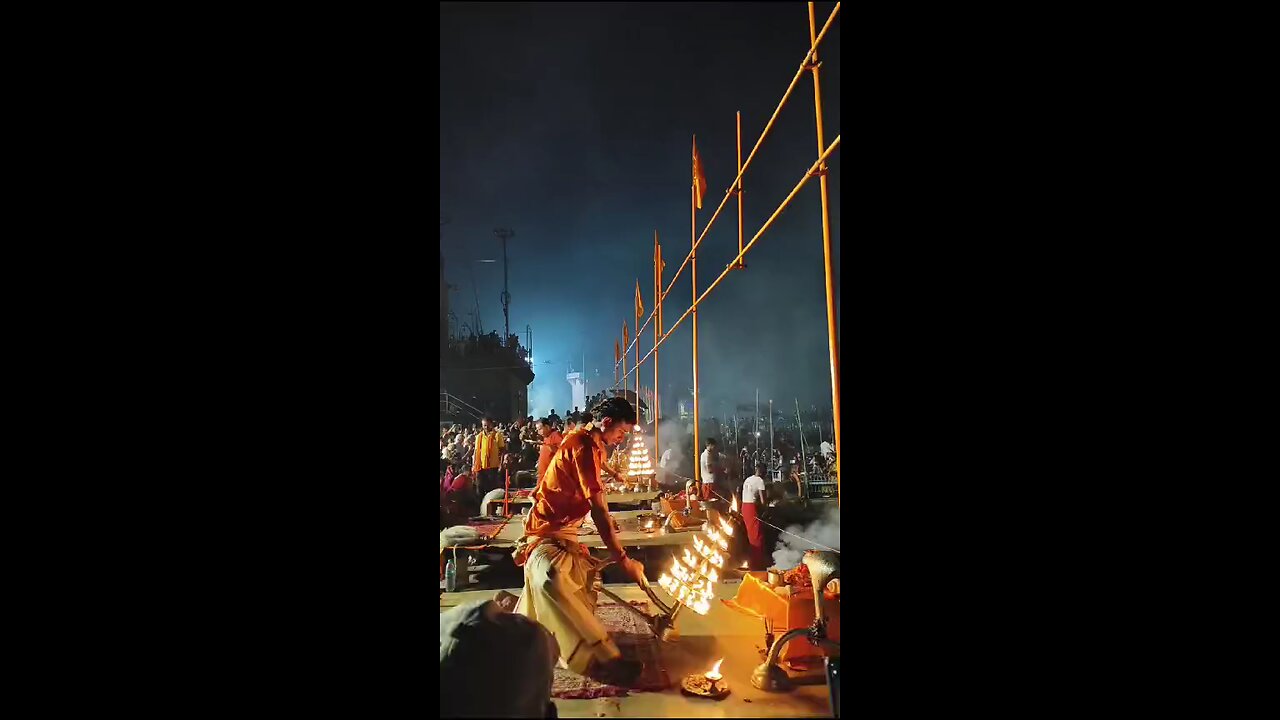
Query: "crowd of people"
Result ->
[[439, 407, 609, 528], [437, 397, 834, 710]]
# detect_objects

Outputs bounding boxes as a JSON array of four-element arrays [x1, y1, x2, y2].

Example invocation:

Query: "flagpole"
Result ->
[[635, 279, 640, 418], [795, 398, 809, 501], [809, 2, 840, 506], [654, 230, 661, 475], [769, 398, 774, 478], [691, 137, 701, 498], [755, 388, 760, 456], [735, 110, 744, 271]]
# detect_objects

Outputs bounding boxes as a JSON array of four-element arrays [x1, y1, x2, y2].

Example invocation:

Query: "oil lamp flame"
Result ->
[[730, 496, 738, 513], [705, 658, 724, 681]]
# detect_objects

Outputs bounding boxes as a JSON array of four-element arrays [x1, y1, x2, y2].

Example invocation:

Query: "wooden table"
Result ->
[[506, 491, 661, 507], [490, 509, 703, 550]]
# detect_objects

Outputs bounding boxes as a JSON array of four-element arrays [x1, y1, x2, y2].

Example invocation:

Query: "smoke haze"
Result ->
[[771, 503, 841, 571]]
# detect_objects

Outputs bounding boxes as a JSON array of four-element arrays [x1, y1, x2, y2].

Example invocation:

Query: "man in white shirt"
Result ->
[[658, 443, 678, 489], [740, 462, 768, 569], [820, 440, 835, 462], [699, 438, 721, 500]]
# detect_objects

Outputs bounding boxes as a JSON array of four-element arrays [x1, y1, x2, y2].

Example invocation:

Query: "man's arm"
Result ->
[[589, 491, 646, 585], [573, 441, 645, 584]]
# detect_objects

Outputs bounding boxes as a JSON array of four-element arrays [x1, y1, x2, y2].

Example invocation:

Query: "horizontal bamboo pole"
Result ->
[[620, 134, 841, 378], [611, 2, 841, 381]]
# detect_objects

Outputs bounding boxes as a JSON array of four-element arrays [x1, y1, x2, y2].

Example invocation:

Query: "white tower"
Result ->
[[566, 371, 586, 413]]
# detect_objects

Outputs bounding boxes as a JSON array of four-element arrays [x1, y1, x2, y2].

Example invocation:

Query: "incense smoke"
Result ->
[[771, 504, 841, 571]]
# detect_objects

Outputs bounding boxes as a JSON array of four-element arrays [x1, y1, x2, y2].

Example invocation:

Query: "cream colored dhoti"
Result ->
[[513, 530, 621, 675]]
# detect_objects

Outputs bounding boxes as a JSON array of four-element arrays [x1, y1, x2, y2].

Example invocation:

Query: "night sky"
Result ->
[[440, 2, 841, 421]]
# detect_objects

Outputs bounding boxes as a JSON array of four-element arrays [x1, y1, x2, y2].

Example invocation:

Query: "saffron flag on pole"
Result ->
[[635, 279, 644, 319], [692, 135, 709, 210], [655, 236, 665, 276], [623, 321, 629, 354], [615, 341, 621, 382]]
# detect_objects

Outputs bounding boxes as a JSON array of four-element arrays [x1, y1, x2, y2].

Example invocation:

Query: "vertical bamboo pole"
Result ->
[[808, 2, 840, 506], [769, 398, 774, 477], [635, 282, 640, 419], [654, 231, 661, 478], [736, 111, 744, 270], [755, 388, 760, 456], [795, 399, 808, 501], [691, 141, 701, 497]]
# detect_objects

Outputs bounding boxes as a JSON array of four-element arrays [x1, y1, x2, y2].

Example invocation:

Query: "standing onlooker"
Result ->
[[740, 463, 768, 569], [473, 417, 507, 495], [536, 417, 564, 482], [659, 442, 680, 489], [700, 438, 721, 500]]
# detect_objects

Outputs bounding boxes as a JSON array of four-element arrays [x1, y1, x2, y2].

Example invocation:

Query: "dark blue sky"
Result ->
[[440, 2, 841, 419]]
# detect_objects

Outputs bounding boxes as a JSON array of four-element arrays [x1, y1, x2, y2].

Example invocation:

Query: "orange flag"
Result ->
[[623, 321, 630, 352], [614, 341, 621, 382], [654, 235, 665, 277], [692, 135, 709, 210], [635, 279, 644, 319]]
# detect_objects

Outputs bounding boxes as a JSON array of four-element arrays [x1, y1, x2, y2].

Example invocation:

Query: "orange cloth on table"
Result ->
[[516, 427, 607, 565], [724, 572, 841, 666], [536, 430, 563, 482], [472, 429, 506, 472]]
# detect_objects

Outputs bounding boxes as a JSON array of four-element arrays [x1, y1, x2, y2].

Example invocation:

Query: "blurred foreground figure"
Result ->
[[512, 397, 646, 685], [440, 599, 559, 718]]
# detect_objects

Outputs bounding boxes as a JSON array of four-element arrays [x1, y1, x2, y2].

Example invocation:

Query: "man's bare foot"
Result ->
[[492, 590, 519, 613]]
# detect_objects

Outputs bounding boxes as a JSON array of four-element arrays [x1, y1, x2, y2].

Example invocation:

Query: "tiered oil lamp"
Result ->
[[654, 507, 735, 617]]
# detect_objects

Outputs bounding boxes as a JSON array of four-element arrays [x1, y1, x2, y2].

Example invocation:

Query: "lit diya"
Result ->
[[681, 658, 730, 699]]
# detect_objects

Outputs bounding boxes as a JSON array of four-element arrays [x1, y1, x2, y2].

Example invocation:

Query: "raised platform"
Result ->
[[440, 580, 834, 718]]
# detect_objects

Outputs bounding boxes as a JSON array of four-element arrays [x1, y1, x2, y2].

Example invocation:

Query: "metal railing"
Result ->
[[440, 392, 485, 423]]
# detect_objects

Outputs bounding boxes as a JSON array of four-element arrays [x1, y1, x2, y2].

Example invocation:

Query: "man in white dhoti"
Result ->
[[512, 397, 646, 685]]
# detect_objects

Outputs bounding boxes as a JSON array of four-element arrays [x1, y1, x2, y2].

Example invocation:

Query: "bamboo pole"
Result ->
[[735, 110, 744, 271], [808, 2, 840, 506], [609, 2, 839, 381], [635, 279, 640, 414], [795, 399, 808, 501], [628, 135, 841, 373], [653, 231, 661, 474], [691, 151, 701, 497]]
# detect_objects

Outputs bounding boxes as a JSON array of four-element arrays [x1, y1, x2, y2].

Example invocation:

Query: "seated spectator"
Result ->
[[441, 464, 477, 527], [440, 599, 559, 718]]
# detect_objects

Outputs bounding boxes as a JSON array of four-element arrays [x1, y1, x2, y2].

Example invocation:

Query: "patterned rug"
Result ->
[[550, 601, 671, 699]]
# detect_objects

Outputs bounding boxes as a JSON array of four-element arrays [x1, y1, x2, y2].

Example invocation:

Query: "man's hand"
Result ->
[[619, 556, 647, 586]]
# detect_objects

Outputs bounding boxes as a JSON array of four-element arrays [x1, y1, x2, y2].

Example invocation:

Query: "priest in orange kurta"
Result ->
[[513, 397, 648, 685]]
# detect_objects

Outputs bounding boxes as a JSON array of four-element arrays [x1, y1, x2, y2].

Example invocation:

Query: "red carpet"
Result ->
[[550, 601, 671, 699]]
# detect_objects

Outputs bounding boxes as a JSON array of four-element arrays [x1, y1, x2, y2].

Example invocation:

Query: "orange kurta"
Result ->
[[536, 430, 564, 482], [523, 427, 607, 541]]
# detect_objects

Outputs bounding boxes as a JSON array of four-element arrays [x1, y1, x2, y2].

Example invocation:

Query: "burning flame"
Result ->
[[731, 495, 738, 513], [740, 559, 749, 569], [705, 658, 724, 681]]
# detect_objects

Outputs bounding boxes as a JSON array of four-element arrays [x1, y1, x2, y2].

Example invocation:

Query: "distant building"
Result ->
[[439, 252, 534, 422]]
